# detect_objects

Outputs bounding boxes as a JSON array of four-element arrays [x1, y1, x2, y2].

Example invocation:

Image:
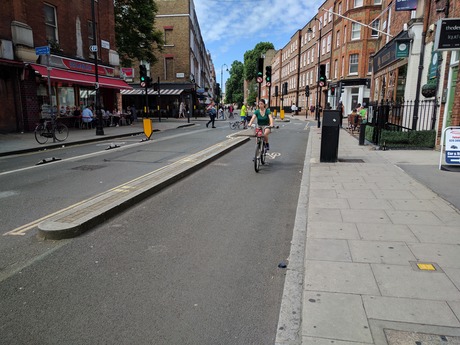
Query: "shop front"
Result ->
[[22, 55, 131, 131]]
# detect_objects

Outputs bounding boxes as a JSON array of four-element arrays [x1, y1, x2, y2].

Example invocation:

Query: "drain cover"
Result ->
[[72, 165, 106, 171], [385, 329, 460, 344], [338, 158, 365, 163]]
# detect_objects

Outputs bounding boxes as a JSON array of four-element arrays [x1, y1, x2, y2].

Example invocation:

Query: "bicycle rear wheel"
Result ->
[[34, 124, 48, 144], [254, 139, 261, 172], [54, 123, 69, 142]]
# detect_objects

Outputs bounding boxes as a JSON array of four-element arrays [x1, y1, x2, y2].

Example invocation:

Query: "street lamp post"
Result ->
[[91, 0, 103, 135], [308, 17, 322, 128], [220, 64, 228, 105]]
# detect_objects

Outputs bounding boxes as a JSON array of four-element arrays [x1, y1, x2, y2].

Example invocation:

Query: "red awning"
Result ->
[[30, 64, 132, 90]]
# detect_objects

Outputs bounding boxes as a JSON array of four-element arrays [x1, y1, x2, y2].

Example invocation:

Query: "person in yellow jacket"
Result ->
[[240, 102, 248, 129]]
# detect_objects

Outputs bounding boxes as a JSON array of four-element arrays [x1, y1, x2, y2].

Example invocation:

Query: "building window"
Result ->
[[336, 30, 340, 47], [341, 56, 345, 77], [87, 21, 94, 44], [334, 60, 338, 79], [164, 28, 173, 46], [354, 0, 363, 7], [371, 19, 380, 37], [343, 25, 347, 44], [374, 0, 382, 4], [338, 2, 342, 14], [44, 4, 58, 44], [349, 54, 359, 74], [368, 56, 373, 74], [351, 23, 361, 40], [322, 39, 326, 55], [329, 7, 333, 22], [327, 34, 331, 53], [165, 57, 174, 80]]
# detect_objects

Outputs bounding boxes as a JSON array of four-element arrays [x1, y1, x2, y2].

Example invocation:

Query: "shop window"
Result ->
[[58, 87, 76, 115], [351, 23, 361, 40], [44, 4, 58, 44], [349, 54, 359, 74]]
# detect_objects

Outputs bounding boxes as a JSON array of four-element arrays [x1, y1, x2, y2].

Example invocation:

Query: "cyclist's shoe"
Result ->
[[265, 142, 270, 151]]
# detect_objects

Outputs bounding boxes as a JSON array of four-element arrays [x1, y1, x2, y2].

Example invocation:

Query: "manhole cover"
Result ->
[[72, 165, 106, 171], [385, 329, 460, 344], [338, 158, 365, 163]]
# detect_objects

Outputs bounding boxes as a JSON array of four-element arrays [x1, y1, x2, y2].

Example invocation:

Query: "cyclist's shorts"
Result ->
[[240, 116, 246, 121]]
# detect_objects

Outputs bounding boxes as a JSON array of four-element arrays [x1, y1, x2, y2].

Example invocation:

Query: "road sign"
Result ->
[[89, 45, 98, 52], [257, 77, 263, 83], [140, 82, 146, 88], [35, 46, 50, 55], [266, 82, 271, 87], [319, 81, 325, 87]]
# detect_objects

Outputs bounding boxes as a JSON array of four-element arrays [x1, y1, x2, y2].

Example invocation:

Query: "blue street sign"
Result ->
[[35, 46, 50, 55]]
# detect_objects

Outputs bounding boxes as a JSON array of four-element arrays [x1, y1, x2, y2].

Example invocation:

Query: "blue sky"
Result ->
[[194, 0, 324, 89]]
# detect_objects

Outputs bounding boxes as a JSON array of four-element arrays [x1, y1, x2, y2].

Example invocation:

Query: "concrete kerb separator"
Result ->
[[38, 135, 249, 240]]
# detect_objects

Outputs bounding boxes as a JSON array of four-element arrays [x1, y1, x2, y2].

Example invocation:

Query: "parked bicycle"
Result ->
[[34, 118, 69, 144], [229, 119, 247, 130]]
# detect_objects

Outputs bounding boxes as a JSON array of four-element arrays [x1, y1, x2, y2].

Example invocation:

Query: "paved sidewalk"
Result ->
[[295, 124, 460, 344], [0, 118, 198, 156]]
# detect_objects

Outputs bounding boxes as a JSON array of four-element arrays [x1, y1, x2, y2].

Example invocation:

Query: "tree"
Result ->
[[114, 0, 164, 67], [243, 42, 275, 81], [225, 61, 244, 105]]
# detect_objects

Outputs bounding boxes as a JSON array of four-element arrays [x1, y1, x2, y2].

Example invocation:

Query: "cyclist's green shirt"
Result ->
[[254, 108, 270, 126]]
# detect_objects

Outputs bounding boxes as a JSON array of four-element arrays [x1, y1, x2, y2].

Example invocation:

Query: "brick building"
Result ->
[[121, 0, 215, 118], [0, 0, 130, 133]]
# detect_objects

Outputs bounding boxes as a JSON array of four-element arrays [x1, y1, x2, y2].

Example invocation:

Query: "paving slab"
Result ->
[[302, 291, 373, 343], [408, 243, 460, 269], [307, 222, 360, 240], [371, 264, 460, 300], [363, 295, 460, 327], [305, 261, 380, 295], [356, 223, 419, 242], [349, 240, 416, 265], [306, 239, 352, 262]]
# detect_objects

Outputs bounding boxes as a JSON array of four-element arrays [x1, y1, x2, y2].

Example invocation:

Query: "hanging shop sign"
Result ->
[[434, 18, 460, 51], [395, 41, 410, 58], [395, 0, 417, 11]]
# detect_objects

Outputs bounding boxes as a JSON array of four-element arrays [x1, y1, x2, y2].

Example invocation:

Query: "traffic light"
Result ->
[[282, 82, 288, 95], [265, 66, 272, 84], [318, 64, 326, 86], [305, 85, 310, 97], [257, 58, 264, 80], [330, 86, 335, 96], [139, 65, 147, 84], [274, 85, 278, 97], [146, 76, 152, 88]]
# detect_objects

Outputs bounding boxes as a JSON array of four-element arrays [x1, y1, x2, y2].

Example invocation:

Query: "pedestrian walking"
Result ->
[[206, 102, 217, 128], [179, 101, 186, 118]]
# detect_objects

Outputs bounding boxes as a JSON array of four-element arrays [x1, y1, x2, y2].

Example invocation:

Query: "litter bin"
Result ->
[[320, 110, 340, 162], [359, 121, 366, 145]]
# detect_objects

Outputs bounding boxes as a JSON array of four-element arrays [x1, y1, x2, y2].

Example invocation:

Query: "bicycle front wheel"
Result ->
[[254, 140, 261, 172], [54, 123, 69, 142], [34, 124, 48, 144]]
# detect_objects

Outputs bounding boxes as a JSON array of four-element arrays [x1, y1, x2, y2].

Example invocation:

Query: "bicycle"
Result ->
[[229, 119, 247, 130], [34, 118, 69, 144], [253, 126, 270, 172]]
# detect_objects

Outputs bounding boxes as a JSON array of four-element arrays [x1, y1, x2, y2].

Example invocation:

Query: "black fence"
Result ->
[[367, 100, 438, 145]]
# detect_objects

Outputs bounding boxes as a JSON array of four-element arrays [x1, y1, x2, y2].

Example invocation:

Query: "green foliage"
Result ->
[[225, 61, 244, 105], [114, 0, 164, 67], [380, 129, 436, 148], [243, 42, 275, 81], [247, 80, 258, 106]]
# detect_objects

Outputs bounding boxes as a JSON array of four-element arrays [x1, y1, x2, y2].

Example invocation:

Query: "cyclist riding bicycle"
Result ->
[[248, 99, 274, 150]]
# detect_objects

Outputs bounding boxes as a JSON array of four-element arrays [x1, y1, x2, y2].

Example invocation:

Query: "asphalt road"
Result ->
[[0, 119, 310, 344]]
